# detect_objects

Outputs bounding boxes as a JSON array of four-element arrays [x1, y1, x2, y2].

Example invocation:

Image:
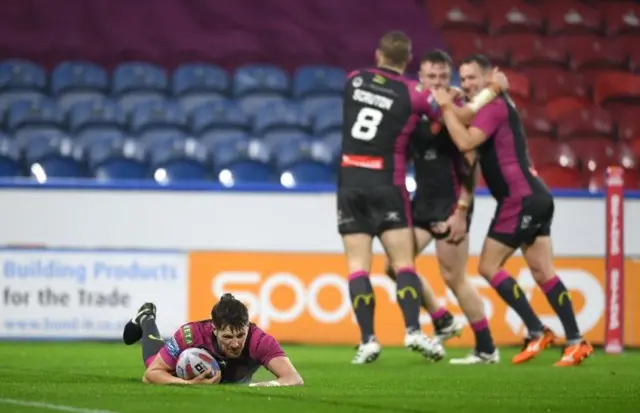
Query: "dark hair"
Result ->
[[460, 54, 492, 71], [420, 49, 452, 67], [378, 31, 412, 67], [211, 293, 249, 331]]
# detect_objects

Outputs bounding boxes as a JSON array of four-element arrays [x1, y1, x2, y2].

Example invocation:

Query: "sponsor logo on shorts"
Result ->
[[167, 337, 180, 358], [182, 325, 193, 345], [341, 154, 384, 170]]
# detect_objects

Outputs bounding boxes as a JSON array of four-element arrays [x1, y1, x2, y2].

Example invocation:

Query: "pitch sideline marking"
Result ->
[[0, 398, 118, 413]]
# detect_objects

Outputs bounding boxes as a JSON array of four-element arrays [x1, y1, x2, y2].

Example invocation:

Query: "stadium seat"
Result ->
[[68, 99, 126, 138], [89, 138, 147, 181], [488, 3, 544, 35], [0, 59, 47, 112], [0, 134, 21, 177], [150, 137, 208, 183], [300, 96, 342, 122], [500, 69, 530, 101], [616, 142, 638, 170], [519, 105, 554, 139], [233, 65, 289, 113], [527, 139, 579, 169], [543, 2, 604, 36], [237, 96, 289, 116], [7, 99, 65, 143], [444, 34, 510, 68], [427, 1, 487, 33], [25, 136, 85, 180], [79, 130, 126, 157], [563, 36, 628, 75], [293, 66, 345, 98], [129, 101, 188, 147], [525, 68, 589, 104], [630, 137, 640, 160], [276, 138, 334, 187], [616, 111, 640, 141], [200, 131, 250, 153], [586, 166, 640, 191], [112, 62, 169, 112], [601, 2, 640, 36], [556, 107, 614, 140], [213, 139, 276, 186], [313, 105, 343, 138], [172, 63, 229, 114], [545, 96, 591, 121], [624, 36, 640, 73], [593, 72, 640, 108], [569, 138, 616, 172], [254, 103, 310, 141], [191, 99, 250, 140], [537, 164, 583, 188], [322, 131, 342, 161], [264, 132, 314, 156], [506, 35, 568, 69], [50, 61, 109, 111]]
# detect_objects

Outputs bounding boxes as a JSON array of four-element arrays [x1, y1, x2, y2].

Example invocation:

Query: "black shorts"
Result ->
[[487, 194, 554, 249], [337, 185, 411, 236], [412, 194, 473, 239]]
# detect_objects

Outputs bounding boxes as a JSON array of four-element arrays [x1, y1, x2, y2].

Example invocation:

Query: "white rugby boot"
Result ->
[[351, 337, 381, 364], [435, 320, 465, 343], [404, 330, 446, 362], [449, 349, 500, 365]]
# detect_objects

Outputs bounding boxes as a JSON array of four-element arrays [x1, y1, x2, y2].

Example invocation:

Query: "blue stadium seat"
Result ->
[[172, 64, 229, 114], [0, 60, 47, 113], [313, 105, 343, 138], [263, 132, 313, 156], [191, 99, 250, 140], [213, 139, 275, 185], [253, 102, 309, 137], [233, 64, 289, 98], [51, 61, 109, 111], [7, 100, 65, 143], [25, 136, 85, 180], [236, 95, 288, 117], [276, 140, 335, 187], [321, 131, 342, 161], [68, 99, 126, 139], [150, 137, 208, 183], [300, 96, 342, 121], [201, 131, 250, 153], [0, 134, 21, 177], [79, 130, 126, 159], [129, 100, 188, 147], [293, 66, 345, 98], [112, 62, 168, 112], [89, 138, 147, 181]]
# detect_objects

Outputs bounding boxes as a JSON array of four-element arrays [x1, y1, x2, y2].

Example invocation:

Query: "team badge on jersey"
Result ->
[[167, 337, 180, 357], [352, 76, 363, 87], [182, 325, 193, 344]]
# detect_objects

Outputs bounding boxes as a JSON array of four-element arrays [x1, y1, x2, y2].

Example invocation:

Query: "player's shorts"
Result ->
[[412, 194, 473, 240], [487, 194, 554, 249], [337, 185, 411, 236]]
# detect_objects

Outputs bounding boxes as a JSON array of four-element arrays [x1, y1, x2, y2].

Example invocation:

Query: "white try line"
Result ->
[[0, 399, 119, 413]]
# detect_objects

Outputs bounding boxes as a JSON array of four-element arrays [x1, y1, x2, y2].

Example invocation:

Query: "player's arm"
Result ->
[[439, 103, 493, 152], [143, 353, 192, 385], [248, 332, 304, 387], [450, 83, 503, 126]]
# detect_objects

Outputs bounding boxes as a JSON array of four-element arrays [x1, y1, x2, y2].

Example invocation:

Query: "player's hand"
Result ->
[[445, 209, 467, 245], [448, 86, 465, 100], [491, 68, 509, 92], [431, 87, 453, 107], [188, 368, 220, 385]]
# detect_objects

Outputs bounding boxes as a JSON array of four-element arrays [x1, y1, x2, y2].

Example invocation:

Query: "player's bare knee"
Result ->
[[478, 260, 500, 281]]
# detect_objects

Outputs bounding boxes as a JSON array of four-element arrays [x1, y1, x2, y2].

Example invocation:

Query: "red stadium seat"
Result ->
[[543, 1, 604, 36], [537, 164, 584, 189], [443, 34, 510, 68], [586, 166, 640, 191], [500, 68, 530, 100], [593, 72, 640, 107], [428, 1, 487, 33], [624, 36, 640, 73], [519, 105, 554, 139], [563, 36, 628, 75], [556, 107, 615, 140], [600, 2, 640, 36], [488, 3, 544, 35], [525, 68, 589, 104], [631, 138, 640, 160], [527, 139, 578, 169], [616, 110, 640, 141], [568, 138, 616, 171], [506, 34, 568, 69], [545, 96, 591, 121], [616, 142, 638, 170]]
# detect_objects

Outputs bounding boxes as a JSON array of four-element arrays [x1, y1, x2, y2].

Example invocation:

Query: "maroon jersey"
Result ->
[[159, 321, 285, 384]]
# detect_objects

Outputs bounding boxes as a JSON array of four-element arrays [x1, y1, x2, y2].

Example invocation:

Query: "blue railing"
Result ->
[[0, 177, 639, 199]]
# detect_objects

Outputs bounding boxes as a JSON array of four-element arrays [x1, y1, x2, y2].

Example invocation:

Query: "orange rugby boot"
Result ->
[[554, 340, 594, 367], [512, 326, 556, 365]]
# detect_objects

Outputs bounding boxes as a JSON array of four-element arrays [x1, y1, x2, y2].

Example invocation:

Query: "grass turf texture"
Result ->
[[0, 343, 638, 413]]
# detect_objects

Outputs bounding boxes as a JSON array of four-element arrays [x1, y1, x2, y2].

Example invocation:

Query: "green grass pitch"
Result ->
[[0, 342, 639, 413]]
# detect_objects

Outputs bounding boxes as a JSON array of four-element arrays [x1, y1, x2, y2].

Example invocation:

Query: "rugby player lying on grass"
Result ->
[[122, 294, 304, 386]]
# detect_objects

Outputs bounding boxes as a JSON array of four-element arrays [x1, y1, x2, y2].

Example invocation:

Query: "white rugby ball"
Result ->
[[175, 348, 220, 380]]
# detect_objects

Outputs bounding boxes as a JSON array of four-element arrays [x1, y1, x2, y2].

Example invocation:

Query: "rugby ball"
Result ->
[[175, 348, 220, 380]]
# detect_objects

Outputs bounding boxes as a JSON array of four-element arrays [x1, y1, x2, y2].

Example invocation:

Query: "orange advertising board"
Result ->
[[188, 252, 640, 347]]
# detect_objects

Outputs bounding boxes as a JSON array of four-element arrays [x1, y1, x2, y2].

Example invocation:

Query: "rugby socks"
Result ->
[[470, 318, 496, 354], [395, 267, 424, 331], [431, 308, 455, 332], [541, 276, 582, 343], [386, 265, 433, 312], [490, 269, 544, 335], [348, 271, 376, 343], [141, 315, 165, 362]]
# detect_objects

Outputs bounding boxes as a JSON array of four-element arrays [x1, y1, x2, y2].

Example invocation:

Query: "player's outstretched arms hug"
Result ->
[[143, 355, 220, 385]]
